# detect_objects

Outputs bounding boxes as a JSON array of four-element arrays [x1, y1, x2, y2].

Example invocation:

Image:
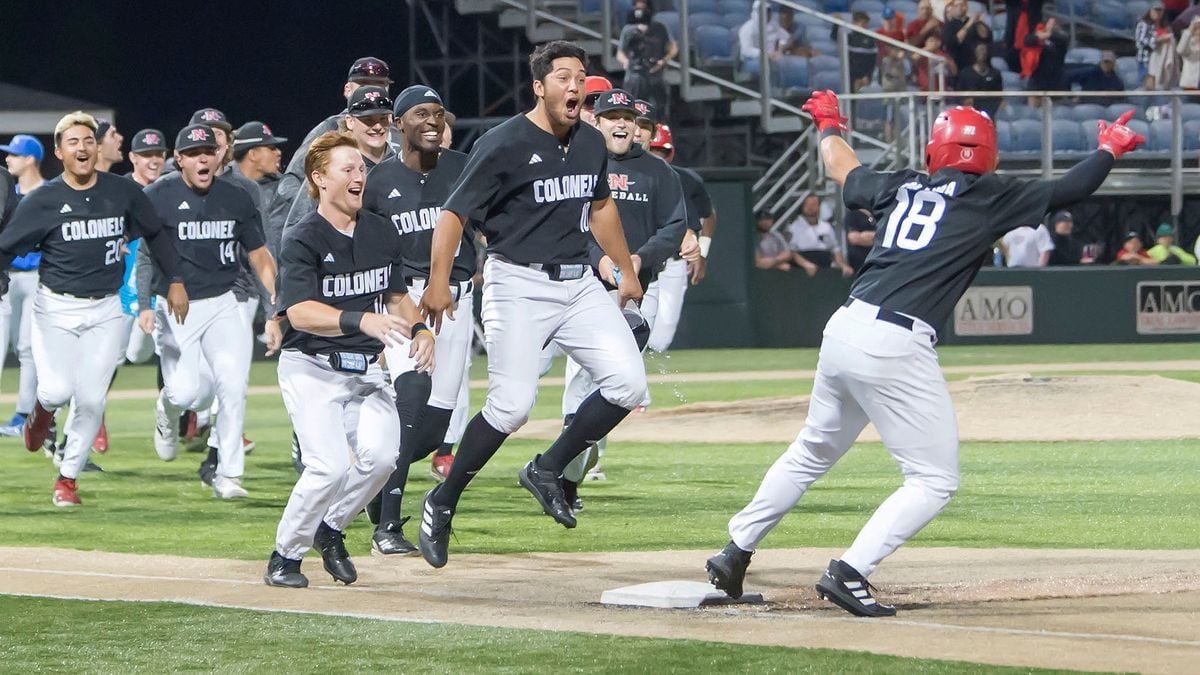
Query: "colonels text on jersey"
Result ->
[[322, 266, 392, 300], [60, 216, 124, 242], [532, 174, 597, 203]]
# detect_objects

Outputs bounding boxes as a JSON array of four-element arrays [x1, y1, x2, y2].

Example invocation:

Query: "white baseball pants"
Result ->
[[119, 314, 157, 365], [203, 297, 261, 449], [275, 350, 400, 559], [383, 279, 473, 409], [646, 257, 687, 353], [728, 299, 959, 578], [31, 288, 125, 480], [3, 270, 39, 413], [155, 291, 251, 479]]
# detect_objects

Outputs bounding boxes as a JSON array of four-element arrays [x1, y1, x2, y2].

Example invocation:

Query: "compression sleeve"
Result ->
[[1048, 151, 1115, 209]]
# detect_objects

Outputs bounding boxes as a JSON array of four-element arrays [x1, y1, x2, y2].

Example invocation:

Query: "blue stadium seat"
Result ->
[[1010, 119, 1043, 153], [1065, 47, 1101, 65], [695, 25, 735, 68], [991, 56, 1009, 73], [850, 0, 885, 13], [998, 104, 1037, 121], [580, 0, 600, 14], [688, 11, 724, 30], [853, 83, 886, 124], [995, 120, 1013, 152], [1116, 55, 1139, 73], [1126, 1, 1151, 24], [1001, 70, 1022, 90], [1106, 103, 1142, 121], [1081, 119, 1102, 151], [809, 39, 837, 56], [822, 0, 851, 12], [1069, 103, 1106, 122], [810, 69, 842, 93], [1184, 120, 1200, 150], [1180, 103, 1200, 121], [1058, 0, 1090, 15], [690, 0, 721, 14], [810, 54, 841, 74], [773, 55, 810, 88], [656, 11, 681, 39], [722, 12, 748, 29], [1125, 119, 1150, 151], [1092, 1, 1131, 30], [1120, 69, 1143, 90], [717, 0, 751, 13], [1148, 119, 1174, 152], [1052, 119, 1084, 151]]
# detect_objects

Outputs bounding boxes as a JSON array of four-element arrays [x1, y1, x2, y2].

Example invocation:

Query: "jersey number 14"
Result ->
[[881, 188, 945, 251]]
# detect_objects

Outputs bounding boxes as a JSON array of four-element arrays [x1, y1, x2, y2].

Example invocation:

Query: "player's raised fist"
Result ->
[[1097, 110, 1145, 159], [802, 90, 848, 133]]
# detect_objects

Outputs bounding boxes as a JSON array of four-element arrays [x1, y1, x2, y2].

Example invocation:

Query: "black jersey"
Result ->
[[0, 172, 178, 297], [361, 150, 477, 282], [596, 145, 686, 286], [144, 173, 265, 300], [845, 166, 1054, 329], [278, 209, 408, 356], [442, 114, 611, 265], [673, 166, 713, 233]]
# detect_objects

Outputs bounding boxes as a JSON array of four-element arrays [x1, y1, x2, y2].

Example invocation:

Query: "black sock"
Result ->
[[156, 363, 164, 390], [379, 406, 452, 529], [435, 413, 510, 509], [435, 442, 453, 457], [536, 391, 630, 475], [205, 446, 218, 465]]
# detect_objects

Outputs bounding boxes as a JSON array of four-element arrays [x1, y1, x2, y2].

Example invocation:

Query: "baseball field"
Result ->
[[1, 343, 1197, 673]]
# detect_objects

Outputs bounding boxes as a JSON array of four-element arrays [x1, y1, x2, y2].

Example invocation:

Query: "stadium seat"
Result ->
[[1126, 1, 1151, 24], [1069, 103, 1106, 122], [1120, 69, 1144, 90], [991, 56, 1009, 73], [1092, 1, 1131, 30], [717, 0, 751, 13], [656, 11, 680, 39], [688, 11, 723, 30], [1080, 119, 1102, 151], [1058, 0, 1091, 15], [1052, 119, 1084, 151], [852, 83, 886, 125], [689, 0, 721, 14], [809, 39, 837, 56], [998, 104, 1036, 121], [810, 54, 841, 75], [580, 0, 600, 14], [822, 0, 851, 12], [810, 69, 842, 93], [1125, 119, 1150, 151], [695, 25, 735, 68], [1001, 70, 1022, 90], [1180, 103, 1200, 121], [1010, 119, 1043, 153], [1065, 47, 1101, 65], [1106, 103, 1142, 121], [772, 55, 810, 89], [1148, 119, 1175, 152], [850, 0, 885, 13], [995, 119, 1013, 153], [721, 12, 748, 29], [1184, 120, 1200, 150]]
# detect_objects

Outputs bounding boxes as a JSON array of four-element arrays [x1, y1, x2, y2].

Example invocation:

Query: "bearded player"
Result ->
[[705, 92, 1144, 617]]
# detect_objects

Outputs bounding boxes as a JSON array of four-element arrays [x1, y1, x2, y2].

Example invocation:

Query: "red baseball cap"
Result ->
[[584, 76, 614, 108]]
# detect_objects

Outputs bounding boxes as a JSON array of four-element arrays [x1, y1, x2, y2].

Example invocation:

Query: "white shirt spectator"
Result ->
[[789, 217, 842, 254], [1002, 225, 1054, 267], [739, 10, 792, 61]]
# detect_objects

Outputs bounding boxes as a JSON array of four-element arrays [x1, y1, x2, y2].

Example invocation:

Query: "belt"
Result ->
[[492, 255, 589, 281], [41, 285, 113, 301], [843, 297, 914, 331], [405, 276, 475, 301]]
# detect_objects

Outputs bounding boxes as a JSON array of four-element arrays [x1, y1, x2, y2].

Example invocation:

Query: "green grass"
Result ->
[[0, 596, 1062, 674]]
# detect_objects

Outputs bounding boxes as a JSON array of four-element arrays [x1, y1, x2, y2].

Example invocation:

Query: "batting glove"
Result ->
[[1097, 110, 1145, 159], [802, 90, 848, 133]]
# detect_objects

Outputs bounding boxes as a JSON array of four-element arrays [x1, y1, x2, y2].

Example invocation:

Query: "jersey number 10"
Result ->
[[881, 188, 945, 251]]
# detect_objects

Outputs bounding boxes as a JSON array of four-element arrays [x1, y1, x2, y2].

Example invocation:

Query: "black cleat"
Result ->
[[706, 541, 753, 599], [264, 551, 309, 588], [314, 522, 357, 585], [372, 517, 419, 556], [290, 431, 304, 475], [417, 487, 454, 568], [563, 479, 583, 515], [517, 456, 576, 528], [198, 452, 217, 487], [815, 559, 896, 618]]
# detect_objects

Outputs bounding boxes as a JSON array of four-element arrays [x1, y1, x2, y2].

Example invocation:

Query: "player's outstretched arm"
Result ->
[[802, 90, 860, 187], [1046, 111, 1145, 209], [247, 246, 278, 307], [419, 209, 466, 332]]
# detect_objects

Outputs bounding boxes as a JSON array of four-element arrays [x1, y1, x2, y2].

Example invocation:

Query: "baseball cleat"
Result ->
[[562, 479, 583, 515], [585, 464, 606, 481], [264, 551, 308, 588], [81, 457, 104, 473], [372, 518, 419, 556], [815, 559, 896, 618], [518, 457, 577, 528], [242, 435, 255, 455], [24, 402, 53, 452], [430, 453, 453, 482], [154, 396, 180, 461], [212, 475, 248, 500], [0, 412, 26, 437], [92, 419, 108, 453], [52, 477, 81, 507], [706, 541, 753, 599], [314, 522, 357, 584], [182, 411, 199, 441], [198, 453, 217, 487], [418, 486, 454, 568]]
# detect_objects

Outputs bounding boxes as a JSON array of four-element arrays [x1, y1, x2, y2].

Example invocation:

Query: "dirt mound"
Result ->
[[516, 375, 1200, 443]]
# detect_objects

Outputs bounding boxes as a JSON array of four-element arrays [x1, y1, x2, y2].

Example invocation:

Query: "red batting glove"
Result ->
[[1097, 110, 1145, 159], [802, 89, 848, 133]]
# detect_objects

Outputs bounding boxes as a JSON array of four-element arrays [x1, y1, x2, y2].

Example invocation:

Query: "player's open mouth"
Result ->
[[198, 168, 212, 177], [565, 97, 580, 116], [613, 131, 629, 139], [348, 185, 363, 196], [422, 131, 440, 142]]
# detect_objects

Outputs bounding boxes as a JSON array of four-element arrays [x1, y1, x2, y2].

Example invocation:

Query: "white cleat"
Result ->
[[212, 475, 249, 500], [585, 465, 606, 481], [154, 394, 180, 461]]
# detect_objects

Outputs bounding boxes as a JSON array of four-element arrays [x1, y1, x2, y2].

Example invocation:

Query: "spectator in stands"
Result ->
[[1004, 0, 1045, 72], [907, 0, 944, 48], [913, 33, 955, 90], [788, 195, 854, 277], [956, 43, 1003, 118], [943, 0, 993, 76], [1022, 19, 1069, 104], [1000, 223, 1054, 267], [1163, 0, 1190, 24], [1046, 211, 1095, 265], [739, 4, 817, 68], [1136, 5, 1172, 88], [1070, 51, 1126, 104], [881, 46, 911, 138], [1177, 18, 1200, 89], [877, 7, 907, 58], [1113, 231, 1158, 265], [755, 211, 794, 271], [618, 0, 677, 116], [846, 12, 878, 91], [775, 6, 818, 58], [1147, 223, 1198, 264], [1149, 10, 1180, 89], [844, 209, 876, 273]]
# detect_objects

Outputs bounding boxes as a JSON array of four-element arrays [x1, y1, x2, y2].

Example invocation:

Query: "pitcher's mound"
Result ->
[[517, 375, 1200, 443]]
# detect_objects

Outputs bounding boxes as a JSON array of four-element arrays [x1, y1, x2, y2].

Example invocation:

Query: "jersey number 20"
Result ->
[[881, 188, 945, 251]]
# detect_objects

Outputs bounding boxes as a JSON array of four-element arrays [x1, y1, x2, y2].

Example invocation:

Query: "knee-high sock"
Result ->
[[434, 412, 509, 509], [379, 405, 452, 529], [535, 391, 630, 475]]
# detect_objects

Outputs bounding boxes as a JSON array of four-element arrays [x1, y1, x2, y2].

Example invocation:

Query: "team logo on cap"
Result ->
[[358, 60, 386, 76], [424, 89, 438, 98], [261, 124, 274, 136], [608, 91, 631, 106], [634, 101, 649, 116], [143, 133, 161, 145], [200, 110, 222, 122], [364, 90, 384, 102], [188, 128, 209, 142]]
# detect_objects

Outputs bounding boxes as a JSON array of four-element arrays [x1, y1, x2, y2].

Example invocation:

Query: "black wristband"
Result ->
[[411, 322, 430, 338], [820, 128, 843, 140], [339, 311, 364, 335]]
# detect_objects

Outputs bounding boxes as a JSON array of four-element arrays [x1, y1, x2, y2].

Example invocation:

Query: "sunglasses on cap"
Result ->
[[348, 93, 395, 116]]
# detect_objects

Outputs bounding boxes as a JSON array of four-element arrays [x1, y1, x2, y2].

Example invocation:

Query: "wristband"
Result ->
[[411, 321, 434, 339], [819, 128, 843, 140], [698, 236, 713, 258], [339, 311, 364, 335]]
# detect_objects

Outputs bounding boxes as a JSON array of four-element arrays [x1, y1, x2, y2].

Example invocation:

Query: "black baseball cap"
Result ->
[[633, 99, 656, 127], [1049, 210, 1073, 225], [347, 86, 393, 117], [190, 108, 232, 134], [348, 56, 392, 84], [1123, 230, 1142, 242], [131, 128, 167, 154], [234, 121, 288, 150], [593, 88, 639, 117], [393, 85, 443, 118], [175, 124, 218, 152]]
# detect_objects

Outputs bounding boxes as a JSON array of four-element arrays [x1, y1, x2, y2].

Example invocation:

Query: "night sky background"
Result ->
[[1, 0, 429, 174]]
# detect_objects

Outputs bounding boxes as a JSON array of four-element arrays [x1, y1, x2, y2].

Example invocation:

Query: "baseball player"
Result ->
[[0, 135, 46, 437], [417, 41, 649, 569], [0, 112, 188, 507], [266, 131, 434, 588], [142, 124, 277, 500], [705, 93, 1144, 617], [121, 129, 167, 366], [557, 88, 687, 513], [359, 85, 477, 556], [93, 119, 124, 173], [645, 124, 715, 352], [580, 75, 614, 126]]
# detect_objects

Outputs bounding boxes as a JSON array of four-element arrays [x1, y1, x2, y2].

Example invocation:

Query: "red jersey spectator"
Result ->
[[878, 7, 907, 58], [913, 33, 955, 90], [1113, 231, 1157, 265], [907, 0, 943, 47]]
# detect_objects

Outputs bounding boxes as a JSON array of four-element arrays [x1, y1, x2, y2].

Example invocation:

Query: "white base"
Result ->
[[600, 580, 764, 609]]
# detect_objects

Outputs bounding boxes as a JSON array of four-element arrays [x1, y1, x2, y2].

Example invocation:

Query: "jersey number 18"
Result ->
[[881, 188, 945, 251]]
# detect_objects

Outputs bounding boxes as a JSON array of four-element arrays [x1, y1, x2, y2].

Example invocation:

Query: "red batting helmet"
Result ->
[[925, 106, 997, 176], [649, 123, 674, 162]]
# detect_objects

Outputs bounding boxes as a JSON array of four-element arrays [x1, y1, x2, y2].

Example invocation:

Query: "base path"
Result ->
[[2, 546, 1197, 672]]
